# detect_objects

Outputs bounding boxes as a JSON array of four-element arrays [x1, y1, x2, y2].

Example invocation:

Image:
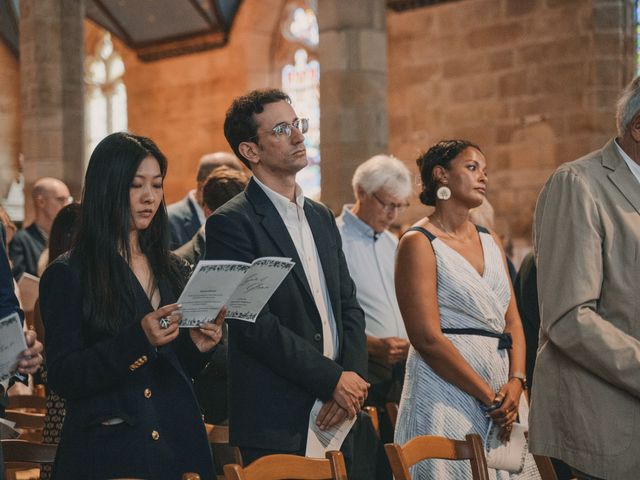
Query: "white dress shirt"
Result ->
[[253, 176, 338, 359], [614, 139, 640, 185], [337, 205, 407, 340]]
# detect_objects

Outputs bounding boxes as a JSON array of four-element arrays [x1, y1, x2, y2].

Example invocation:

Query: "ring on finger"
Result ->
[[159, 317, 170, 329]]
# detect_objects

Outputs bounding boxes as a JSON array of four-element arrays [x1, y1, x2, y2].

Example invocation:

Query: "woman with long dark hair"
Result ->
[[40, 132, 223, 479]]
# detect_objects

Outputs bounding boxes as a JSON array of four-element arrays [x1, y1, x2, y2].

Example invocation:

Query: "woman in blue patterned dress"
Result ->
[[394, 140, 540, 479]]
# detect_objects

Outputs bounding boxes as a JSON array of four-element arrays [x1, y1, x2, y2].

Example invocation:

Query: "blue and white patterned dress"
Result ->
[[394, 226, 540, 479]]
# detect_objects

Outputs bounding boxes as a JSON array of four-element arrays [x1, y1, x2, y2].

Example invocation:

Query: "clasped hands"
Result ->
[[484, 379, 524, 442], [316, 371, 369, 431], [141, 303, 226, 353], [372, 336, 410, 364]]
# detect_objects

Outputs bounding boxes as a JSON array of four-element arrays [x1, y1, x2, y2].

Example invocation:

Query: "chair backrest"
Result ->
[[1, 439, 57, 472], [533, 455, 559, 480], [182, 474, 201, 480], [206, 423, 231, 444], [362, 406, 380, 438], [385, 402, 398, 430], [4, 410, 45, 430], [205, 423, 243, 472], [223, 450, 348, 480], [6, 395, 46, 412], [384, 434, 489, 480]]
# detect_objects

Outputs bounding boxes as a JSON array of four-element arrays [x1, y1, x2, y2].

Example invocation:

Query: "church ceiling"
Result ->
[[1, 0, 459, 61], [0, 0, 242, 61]]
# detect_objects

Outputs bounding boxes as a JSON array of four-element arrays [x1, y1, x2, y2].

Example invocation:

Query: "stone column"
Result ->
[[318, 0, 388, 212], [20, 0, 85, 220], [0, 42, 20, 199]]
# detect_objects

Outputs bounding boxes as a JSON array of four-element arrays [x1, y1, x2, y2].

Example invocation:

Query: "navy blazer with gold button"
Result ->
[[205, 178, 367, 453], [40, 253, 214, 480]]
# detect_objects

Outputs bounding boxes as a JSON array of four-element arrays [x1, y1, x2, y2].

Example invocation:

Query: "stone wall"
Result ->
[[0, 41, 20, 198], [1, 0, 635, 243], [106, 0, 284, 204], [387, 0, 635, 252]]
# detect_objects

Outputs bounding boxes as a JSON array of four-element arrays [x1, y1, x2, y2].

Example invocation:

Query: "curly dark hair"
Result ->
[[417, 139, 482, 206], [223, 89, 291, 169]]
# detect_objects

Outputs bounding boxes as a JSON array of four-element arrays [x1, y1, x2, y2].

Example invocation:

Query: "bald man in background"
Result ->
[[9, 177, 70, 280], [167, 152, 244, 249]]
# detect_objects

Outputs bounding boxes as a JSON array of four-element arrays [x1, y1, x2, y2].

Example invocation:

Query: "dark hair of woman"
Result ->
[[416, 139, 481, 206], [48, 203, 81, 264], [73, 132, 184, 336]]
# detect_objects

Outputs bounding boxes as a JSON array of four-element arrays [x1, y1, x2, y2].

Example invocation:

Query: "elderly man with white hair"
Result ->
[[337, 154, 412, 461], [530, 76, 640, 479]]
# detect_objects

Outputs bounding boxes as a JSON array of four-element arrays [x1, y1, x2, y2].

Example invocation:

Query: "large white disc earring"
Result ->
[[436, 186, 451, 200]]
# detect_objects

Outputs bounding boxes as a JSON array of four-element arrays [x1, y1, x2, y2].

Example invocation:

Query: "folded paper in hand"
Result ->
[[485, 395, 530, 473], [178, 257, 294, 327], [0, 312, 27, 383]]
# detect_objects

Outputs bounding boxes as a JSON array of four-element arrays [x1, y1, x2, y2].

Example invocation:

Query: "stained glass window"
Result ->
[[282, 48, 321, 199], [282, 7, 319, 49], [85, 32, 128, 162], [281, 4, 320, 199]]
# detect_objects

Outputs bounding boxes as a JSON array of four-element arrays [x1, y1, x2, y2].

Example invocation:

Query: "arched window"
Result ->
[[84, 32, 128, 162], [280, 4, 320, 199]]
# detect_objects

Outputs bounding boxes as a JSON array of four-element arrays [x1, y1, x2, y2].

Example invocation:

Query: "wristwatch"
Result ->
[[509, 372, 527, 390]]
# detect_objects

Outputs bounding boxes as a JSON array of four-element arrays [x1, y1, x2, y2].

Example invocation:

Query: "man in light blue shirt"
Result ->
[[337, 155, 412, 440]]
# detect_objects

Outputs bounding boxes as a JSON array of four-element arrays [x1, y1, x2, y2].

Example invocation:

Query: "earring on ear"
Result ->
[[436, 185, 451, 200]]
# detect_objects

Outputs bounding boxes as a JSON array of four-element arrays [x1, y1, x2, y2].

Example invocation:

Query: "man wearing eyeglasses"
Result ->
[[336, 155, 412, 478], [9, 177, 71, 280], [206, 89, 368, 465]]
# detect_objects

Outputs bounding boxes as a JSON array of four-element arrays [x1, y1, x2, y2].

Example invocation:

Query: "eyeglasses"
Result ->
[[372, 192, 409, 214], [252, 118, 309, 141]]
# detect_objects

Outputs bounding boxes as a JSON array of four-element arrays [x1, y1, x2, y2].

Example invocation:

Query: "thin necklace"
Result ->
[[431, 217, 467, 240]]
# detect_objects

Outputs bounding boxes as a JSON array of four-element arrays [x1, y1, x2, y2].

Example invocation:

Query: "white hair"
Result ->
[[352, 154, 412, 199], [616, 76, 640, 137]]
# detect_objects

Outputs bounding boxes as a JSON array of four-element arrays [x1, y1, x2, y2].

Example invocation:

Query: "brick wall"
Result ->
[[387, 0, 635, 250], [0, 41, 20, 198], [1, 0, 635, 241], [102, 0, 284, 204]]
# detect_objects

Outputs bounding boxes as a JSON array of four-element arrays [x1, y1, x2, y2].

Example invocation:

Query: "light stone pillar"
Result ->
[[20, 0, 85, 220], [318, 0, 388, 212]]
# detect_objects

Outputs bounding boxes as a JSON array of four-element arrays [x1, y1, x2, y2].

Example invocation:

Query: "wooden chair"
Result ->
[[182, 474, 201, 480], [384, 433, 490, 480], [223, 450, 348, 480], [533, 455, 558, 480], [7, 394, 46, 412], [205, 423, 243, 479], [2, 439, 57, 478], [4, 410, 45, 442], [385, 402, 398, 430], [362, 406, 380, 438]]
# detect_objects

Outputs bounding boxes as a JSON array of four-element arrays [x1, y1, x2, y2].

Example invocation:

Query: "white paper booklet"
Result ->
[[178, 257, 295, 327], [0, 312, 27, 383], [305, 399, 358, 458]]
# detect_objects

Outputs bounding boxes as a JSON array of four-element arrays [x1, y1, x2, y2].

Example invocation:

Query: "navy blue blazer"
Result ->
[[0, 224, 21, 320], [205, 178, 367, 452], [167, 195, 201, 250], [9, 223, 46, 280], [40, 253, 214, 479]]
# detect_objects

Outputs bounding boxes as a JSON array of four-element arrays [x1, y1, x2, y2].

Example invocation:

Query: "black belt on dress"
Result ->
[[441, 328, 512, 350]]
